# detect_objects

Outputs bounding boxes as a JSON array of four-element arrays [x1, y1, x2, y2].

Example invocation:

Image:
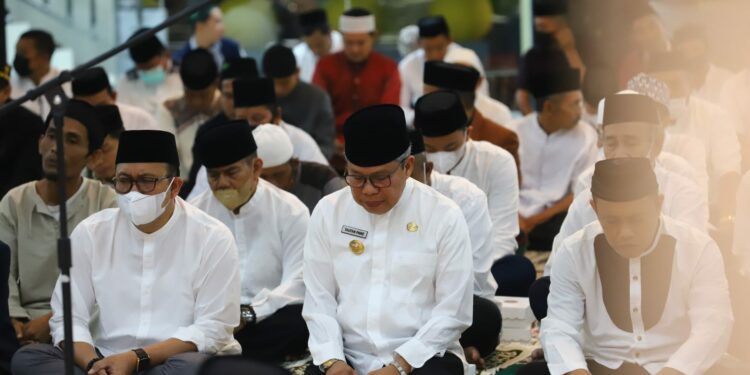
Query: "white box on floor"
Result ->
[[495, 296, 534, 342]]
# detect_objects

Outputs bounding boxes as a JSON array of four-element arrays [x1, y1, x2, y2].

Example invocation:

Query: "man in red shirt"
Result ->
[[312, 7, 401, 145]]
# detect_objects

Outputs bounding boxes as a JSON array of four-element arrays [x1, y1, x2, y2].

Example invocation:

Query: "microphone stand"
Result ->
[[0, 1, 213, 374]]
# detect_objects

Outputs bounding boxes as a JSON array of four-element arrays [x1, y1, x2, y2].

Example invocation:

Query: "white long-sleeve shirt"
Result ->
[[49, 198, 241, 356], [189, 179, 309, 321], [507, 113, 598, 218], [541, 217, 733, 375], [10, 68, 72, 119], [547, 164, 709, 275], [302, 179, 473, 374], [293, 31, 344, 83], [431, 172, 497, 299], [447, 140, 519, 259]]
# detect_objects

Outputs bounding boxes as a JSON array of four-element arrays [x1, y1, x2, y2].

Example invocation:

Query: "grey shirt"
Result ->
[[290, 161, 346, 213], [278, 82, 336, 159], [0, 178, 117, 319]]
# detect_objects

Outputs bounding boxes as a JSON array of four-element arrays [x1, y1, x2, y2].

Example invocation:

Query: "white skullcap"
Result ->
[[339, 14, 376, 33], [252, 124, 294, 168], [444, 48, 483, 74]]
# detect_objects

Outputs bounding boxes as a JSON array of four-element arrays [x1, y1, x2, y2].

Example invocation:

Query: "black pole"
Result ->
[[0, 2, 213, 374], [1, 0, 6, 66], [0, 0, 213, 116]]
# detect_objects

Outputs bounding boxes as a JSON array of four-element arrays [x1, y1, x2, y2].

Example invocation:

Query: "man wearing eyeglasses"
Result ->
[[303, 104, 473, 375], [0, 100, 116, 348], [12, 130, 241, 375], [189, 120, 310, 362]]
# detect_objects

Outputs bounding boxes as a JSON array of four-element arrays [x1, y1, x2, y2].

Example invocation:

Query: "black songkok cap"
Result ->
[[602, 94, 660, 127], [591, 158, 658, 202], [262, 45, 297, 78], [423, 61, 479, 92], [344, 105, 410, 167], [94, 105, 125, 138], [534, 0, 568, 16], [233, 78, 276, 108], [220, 57, 259, 81], [72, 67, 111, 97], [529, 68, 581, 98], [409, 129, 425, 155], [180, 48, 218, 90], [127, 28, 165, 64], [519, 46, 569, 89], [418, 16, 450, 38], [298, 9, 330, 35], [61, 99, 105, 153], [115, 130, 180, 172], [195, 120, 258, 168], [414, 90, 468, 137]]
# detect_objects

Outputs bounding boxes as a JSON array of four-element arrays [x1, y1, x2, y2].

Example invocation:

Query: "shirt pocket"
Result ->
[[389, 252, 438, 305]]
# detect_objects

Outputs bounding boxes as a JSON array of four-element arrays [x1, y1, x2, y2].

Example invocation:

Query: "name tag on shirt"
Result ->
[[341, 225, 368, 239]]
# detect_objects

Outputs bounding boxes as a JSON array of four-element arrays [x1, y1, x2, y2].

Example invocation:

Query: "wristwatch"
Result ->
[[319, 359, 341, 373], [132, 348, 150, 372], [240, 305, 257, 325]]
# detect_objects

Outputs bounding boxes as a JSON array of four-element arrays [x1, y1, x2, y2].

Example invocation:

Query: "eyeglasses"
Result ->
[[112, 175, 172, 194], [344, 160, 405, 189]]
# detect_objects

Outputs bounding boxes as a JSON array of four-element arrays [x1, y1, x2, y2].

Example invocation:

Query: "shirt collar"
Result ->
[[32, 178, 87, 219], [639, 216, 664, 259]]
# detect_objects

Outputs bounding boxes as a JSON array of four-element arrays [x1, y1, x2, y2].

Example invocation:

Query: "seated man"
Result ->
[[0, 100, 116, 346], [507, 68, 598, 250], [409, 129, 502, 368], [414, 91, 532, 296], [86, 104, 125, 186], [12, 130, 241, 375], [423, 61, 519, 167], [262, 44, 335, 159], [303, 105, 473, 375], [190, 120, 310, 362], [521, 158, 733, 375], [293, 8, 343, 83], [253, 124, 345, 213]]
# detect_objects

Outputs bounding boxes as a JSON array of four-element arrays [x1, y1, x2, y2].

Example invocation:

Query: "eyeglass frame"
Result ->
[[111, 175, 174, 194], [343, 152, 410, 189]]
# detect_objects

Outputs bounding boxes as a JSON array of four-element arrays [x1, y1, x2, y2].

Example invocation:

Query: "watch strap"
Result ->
[[132, 348, 150, 372], [86, 357, 102, 371]]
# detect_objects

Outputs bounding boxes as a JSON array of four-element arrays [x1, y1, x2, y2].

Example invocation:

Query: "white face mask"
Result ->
[[117, 178, 174, 226], [668, 98, 689, 122], [427, 143, 466, 174]]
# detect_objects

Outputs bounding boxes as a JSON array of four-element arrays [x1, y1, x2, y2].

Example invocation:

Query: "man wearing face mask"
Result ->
[[506, 68, 598, 251], [12, 130, 241, 374], [254, 124, 345, 213], [519, 158, 733, 375], [414, 91, 527, 296], [0, 63, 44, 198], [408, 129, 504, 369], [10, 29, 71, 119], [156, 48, 221, 178], [545, 93, 709, 276], [117, 28, 183, 118], [0, 99, 116, 348], [647, 51, 741, 234], [303, 104, 472, 375], [189, 120, 310, 362], [182, 57, 259, 197]]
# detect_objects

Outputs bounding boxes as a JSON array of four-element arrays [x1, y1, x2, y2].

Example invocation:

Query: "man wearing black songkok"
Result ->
[[262, 44, 335, 159], [519, 158, 733, 375], [0, 99, 117, 350], [303, 104, 473, 375]]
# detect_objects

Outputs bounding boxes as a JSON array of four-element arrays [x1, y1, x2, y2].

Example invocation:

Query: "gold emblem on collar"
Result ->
[[349, 240, 365, 255], [406, 222, 419, 232]]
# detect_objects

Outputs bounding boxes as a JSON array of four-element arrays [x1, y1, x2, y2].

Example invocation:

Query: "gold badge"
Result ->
[[407, 222, 419, 232], [349, 240, 365, 255]]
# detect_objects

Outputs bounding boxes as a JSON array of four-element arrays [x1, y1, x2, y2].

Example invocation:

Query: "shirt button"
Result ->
[[354, 78, 360, 85], [635, 352, 641, 358], [633, 307, 639, 313], [637, 336, 642, 341], [632, 276, 639, 281]]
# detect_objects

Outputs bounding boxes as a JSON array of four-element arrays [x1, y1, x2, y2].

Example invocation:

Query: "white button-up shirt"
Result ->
[[10, 68, 72, 119], [447, 140, 519, 259], [293, 31, 344, 83], [542, 217, 733, 375], [548, 164, 709, 275], [49, 198, 241, 356], [118, 102, 159, 131], [431, 172, 497, 299], [303, 179, 473, 374], [115, 70, 183, 119], [189, 179, 309, 320], [507, 113, 598, 218]]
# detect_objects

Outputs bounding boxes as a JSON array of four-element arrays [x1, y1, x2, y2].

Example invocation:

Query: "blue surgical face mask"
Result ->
[[139, 66, 166, 86]]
